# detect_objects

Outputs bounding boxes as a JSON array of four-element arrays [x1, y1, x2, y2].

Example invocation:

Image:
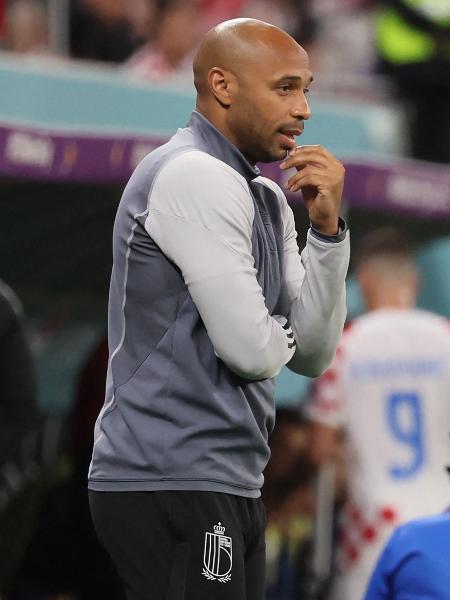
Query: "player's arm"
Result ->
[[278, 145, 349, 376], [145, 150, 295, 380], [262, 145, 349, 377], [283, 209, 348, 377]]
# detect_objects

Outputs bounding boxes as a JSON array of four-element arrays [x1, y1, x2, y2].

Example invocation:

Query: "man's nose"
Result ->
[[291, 97, 311, 121]]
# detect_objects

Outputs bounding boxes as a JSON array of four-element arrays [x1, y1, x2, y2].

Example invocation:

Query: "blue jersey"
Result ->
[[364, 512, 450, 600]]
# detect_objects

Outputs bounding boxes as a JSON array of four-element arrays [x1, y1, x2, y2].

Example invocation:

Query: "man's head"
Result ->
[[193, 18, 312, 164], [356, 228, 419, 312]]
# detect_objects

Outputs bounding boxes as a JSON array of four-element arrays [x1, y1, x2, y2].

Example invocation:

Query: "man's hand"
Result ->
[[280, 145, 345, 236]]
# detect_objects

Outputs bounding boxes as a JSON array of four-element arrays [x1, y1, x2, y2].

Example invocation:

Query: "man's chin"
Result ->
[[257, 147, 287, 164]]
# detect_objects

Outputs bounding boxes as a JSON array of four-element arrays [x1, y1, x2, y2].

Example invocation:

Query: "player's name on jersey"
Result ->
[[349, 358, 447, 380]]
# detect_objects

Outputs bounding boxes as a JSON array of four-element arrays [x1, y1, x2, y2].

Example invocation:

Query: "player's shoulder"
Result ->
[[336, 311, 403, 357], [410, 308, 450, 329], [403, 309, 450, 345], [352, 308, 448, 333], [157, 149, 249, 190], [148, 149, 255, 224], [393, 512, 450, 547], [352, 309, 396, 330], [352, 309, 450, 343]]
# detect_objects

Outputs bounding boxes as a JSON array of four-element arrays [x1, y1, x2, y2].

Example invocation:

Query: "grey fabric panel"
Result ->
[[249, 179, 285, 314]]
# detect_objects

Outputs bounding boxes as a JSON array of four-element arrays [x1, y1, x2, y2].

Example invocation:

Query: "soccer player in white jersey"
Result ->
[[307, 228, 450, 600]]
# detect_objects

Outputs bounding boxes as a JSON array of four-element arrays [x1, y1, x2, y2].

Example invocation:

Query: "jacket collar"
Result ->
[[187, 110, 261, 182]]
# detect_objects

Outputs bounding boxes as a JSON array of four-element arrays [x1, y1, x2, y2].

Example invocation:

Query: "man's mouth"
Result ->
[[278, 127, 303, 149]]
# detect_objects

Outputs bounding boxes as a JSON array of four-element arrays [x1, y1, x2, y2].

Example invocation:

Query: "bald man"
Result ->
[[89, 19, 350, 600]]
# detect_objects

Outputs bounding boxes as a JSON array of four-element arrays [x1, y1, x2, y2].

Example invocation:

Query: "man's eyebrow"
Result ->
[[275, 75, 314, 85]]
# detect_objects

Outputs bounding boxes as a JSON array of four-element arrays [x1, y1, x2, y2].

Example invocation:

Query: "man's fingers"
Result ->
[[280, 145, 342, 171], [285, 167, 323, 192], [281, 151, 328, 170], [290, 144, 329, 155], [285, 165, 316, 189]]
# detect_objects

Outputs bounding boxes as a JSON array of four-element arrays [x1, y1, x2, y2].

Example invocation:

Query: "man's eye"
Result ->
[[279, 85, 291, 93], [303, 88, 310, 94]]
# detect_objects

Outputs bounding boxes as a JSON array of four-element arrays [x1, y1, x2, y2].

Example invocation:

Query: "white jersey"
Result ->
[[308, 308, 450, 600]]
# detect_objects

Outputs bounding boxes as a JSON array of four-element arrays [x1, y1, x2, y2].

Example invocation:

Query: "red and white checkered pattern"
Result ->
[[337, 501, 398, 572]]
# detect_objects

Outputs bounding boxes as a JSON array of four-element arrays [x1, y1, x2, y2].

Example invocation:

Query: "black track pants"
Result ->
[[89, 490, 266, 600]]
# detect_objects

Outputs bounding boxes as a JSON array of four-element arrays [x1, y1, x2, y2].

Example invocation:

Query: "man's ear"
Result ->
[[208, 67, 236, 107]]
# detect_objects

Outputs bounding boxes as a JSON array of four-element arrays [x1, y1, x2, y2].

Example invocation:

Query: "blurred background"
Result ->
[[0, 0, 449, 599]]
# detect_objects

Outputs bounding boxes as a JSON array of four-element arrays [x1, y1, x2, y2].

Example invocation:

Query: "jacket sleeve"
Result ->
[[262, 178, 350, 377], [145, 150, 295, 380]]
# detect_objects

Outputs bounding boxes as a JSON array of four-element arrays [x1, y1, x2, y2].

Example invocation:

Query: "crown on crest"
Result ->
[[214, 522, 225, 534]]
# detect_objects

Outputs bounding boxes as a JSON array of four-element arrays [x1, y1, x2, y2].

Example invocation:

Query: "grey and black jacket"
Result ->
[[88, 110, 350, 497]]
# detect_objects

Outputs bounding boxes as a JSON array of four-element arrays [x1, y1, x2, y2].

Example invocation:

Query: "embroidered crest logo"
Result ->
[[202, 522, 232, 583]]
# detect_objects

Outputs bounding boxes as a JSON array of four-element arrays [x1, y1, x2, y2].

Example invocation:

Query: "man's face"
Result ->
[[226, 46, 312, 164]]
